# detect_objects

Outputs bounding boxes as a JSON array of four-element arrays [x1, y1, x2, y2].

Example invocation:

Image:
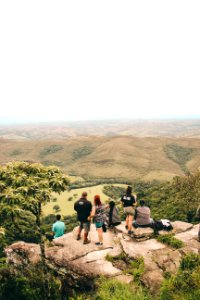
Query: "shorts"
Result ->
[[124, 206, 135, 216], [95, 222, 103, 228], [80, 221, 90, 232]]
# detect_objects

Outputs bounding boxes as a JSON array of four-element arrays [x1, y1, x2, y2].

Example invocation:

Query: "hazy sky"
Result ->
[[0, 1, 200, 124]]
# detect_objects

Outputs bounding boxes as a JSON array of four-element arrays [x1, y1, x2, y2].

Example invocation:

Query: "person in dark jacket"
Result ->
[[121, 186, 137, 234], [74, 191, 92, 244]]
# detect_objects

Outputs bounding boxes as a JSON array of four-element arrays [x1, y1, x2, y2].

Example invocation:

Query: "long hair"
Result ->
[[94, 195, 102, 206], [109, 201, 115, 225], [126, 186, 132, 196]]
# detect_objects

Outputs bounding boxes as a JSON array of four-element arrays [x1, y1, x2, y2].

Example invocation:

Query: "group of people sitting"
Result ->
[[52, 186, 154, 246]]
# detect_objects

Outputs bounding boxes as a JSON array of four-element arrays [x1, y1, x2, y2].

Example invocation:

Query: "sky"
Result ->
[[0, 1, 200, 124]]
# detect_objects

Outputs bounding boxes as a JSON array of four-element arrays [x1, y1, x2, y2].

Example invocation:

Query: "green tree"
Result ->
[[0, 161, 69, 299]]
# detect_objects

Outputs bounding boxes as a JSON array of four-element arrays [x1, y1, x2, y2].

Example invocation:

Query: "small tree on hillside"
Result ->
[[0, 161, 70, 299]]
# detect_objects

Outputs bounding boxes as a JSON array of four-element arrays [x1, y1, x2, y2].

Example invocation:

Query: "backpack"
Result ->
[[154, 219, 173, 231]]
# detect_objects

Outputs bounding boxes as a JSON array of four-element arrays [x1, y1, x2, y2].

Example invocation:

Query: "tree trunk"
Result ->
[[36, 202, 51, 300]]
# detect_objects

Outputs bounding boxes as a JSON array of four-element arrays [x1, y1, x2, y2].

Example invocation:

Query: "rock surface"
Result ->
[[5, 221, 200, 294]]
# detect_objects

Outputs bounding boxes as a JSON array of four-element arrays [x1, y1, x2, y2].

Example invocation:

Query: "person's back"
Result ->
[[74, 196, 92, 222], [135, 200, 151, 226], [52, 215, 65, 238], [74, 192, 92, 244]]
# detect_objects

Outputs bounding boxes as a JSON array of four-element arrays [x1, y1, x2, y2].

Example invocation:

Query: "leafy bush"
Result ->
[[180, 253, 200, 271], [0, 264, 61, 300], [160, 254, 200, 300]]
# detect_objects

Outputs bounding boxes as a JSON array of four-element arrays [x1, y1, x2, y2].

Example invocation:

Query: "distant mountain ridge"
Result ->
[[1, 119, 200, 140]]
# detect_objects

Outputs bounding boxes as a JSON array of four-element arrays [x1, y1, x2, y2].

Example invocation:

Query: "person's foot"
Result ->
[[95, 242, 103, 246], [125, 225, 128, 230], [76, 235, 81, 240], [128, 230, 133, 235], [83, 239, 91, 245]]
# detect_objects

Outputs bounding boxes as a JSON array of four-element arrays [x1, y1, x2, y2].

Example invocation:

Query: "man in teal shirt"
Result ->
[[52, 215, 65, 238]]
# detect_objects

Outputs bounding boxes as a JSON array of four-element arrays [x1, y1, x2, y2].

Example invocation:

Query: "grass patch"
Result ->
[[106, 253, 145, 282], [94, 277, 152, 300], [157, 234, 184, 249], [125, 257, 145, 282]]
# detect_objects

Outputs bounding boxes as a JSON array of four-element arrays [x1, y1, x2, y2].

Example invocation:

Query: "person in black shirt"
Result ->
[[74, 191, 92, 244], [121, 186, 137, 234]]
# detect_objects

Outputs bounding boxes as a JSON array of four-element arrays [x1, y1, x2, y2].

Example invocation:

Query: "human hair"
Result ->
[[82, 191, 87, 197], [126, 186, 132, 196], [109, 201, 115, 224], [109, 201, 115, 209], [140, 200, 145, 206], [56, 214, 61, 220], [94, 195, 102, 206]]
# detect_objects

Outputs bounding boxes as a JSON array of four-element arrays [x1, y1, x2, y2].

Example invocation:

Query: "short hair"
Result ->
[[94, 195, 102, 206], [56, 214, 61, 220], [82, 191, 87, 197], [140, 200, 145, 206]]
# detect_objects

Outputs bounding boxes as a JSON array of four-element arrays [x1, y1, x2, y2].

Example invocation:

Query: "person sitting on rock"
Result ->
[[106, 200, 121, 228], [121, 186, 137, 235], [74, 191, 92, 244], [89, 195, 106, 246], [52, 214, 65, 238], [133, 200, 153, 228]]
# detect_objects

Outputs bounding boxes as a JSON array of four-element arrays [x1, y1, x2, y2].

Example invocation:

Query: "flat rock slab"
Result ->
[[134, 227, 154, 238], [152, 248, 182, 274], [72, 249, 122, 277], [121, 238, 166, 258], [116, 221, 154, 240], [171, 221, 193, 234], [141, 269, 164, 295], [175, 224, 199, 243], [52, 225, 115, 261]]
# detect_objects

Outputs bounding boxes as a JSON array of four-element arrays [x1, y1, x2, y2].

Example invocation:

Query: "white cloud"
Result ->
[[0, 1, 200, 123]]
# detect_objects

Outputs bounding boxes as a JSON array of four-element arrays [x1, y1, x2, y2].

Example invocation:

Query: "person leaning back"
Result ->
[[74, 191, 92, 244]]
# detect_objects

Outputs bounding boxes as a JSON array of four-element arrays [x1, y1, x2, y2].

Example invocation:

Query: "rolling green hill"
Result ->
[[1, 135, 200, 181]]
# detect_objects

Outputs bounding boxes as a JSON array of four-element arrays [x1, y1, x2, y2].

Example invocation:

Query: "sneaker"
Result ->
[[83, 239, 91, 245], [95, 242, 103, 246], [125, 225, 128, 230], [76, 235, 81, 240], [128, 230, 133, 235]]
